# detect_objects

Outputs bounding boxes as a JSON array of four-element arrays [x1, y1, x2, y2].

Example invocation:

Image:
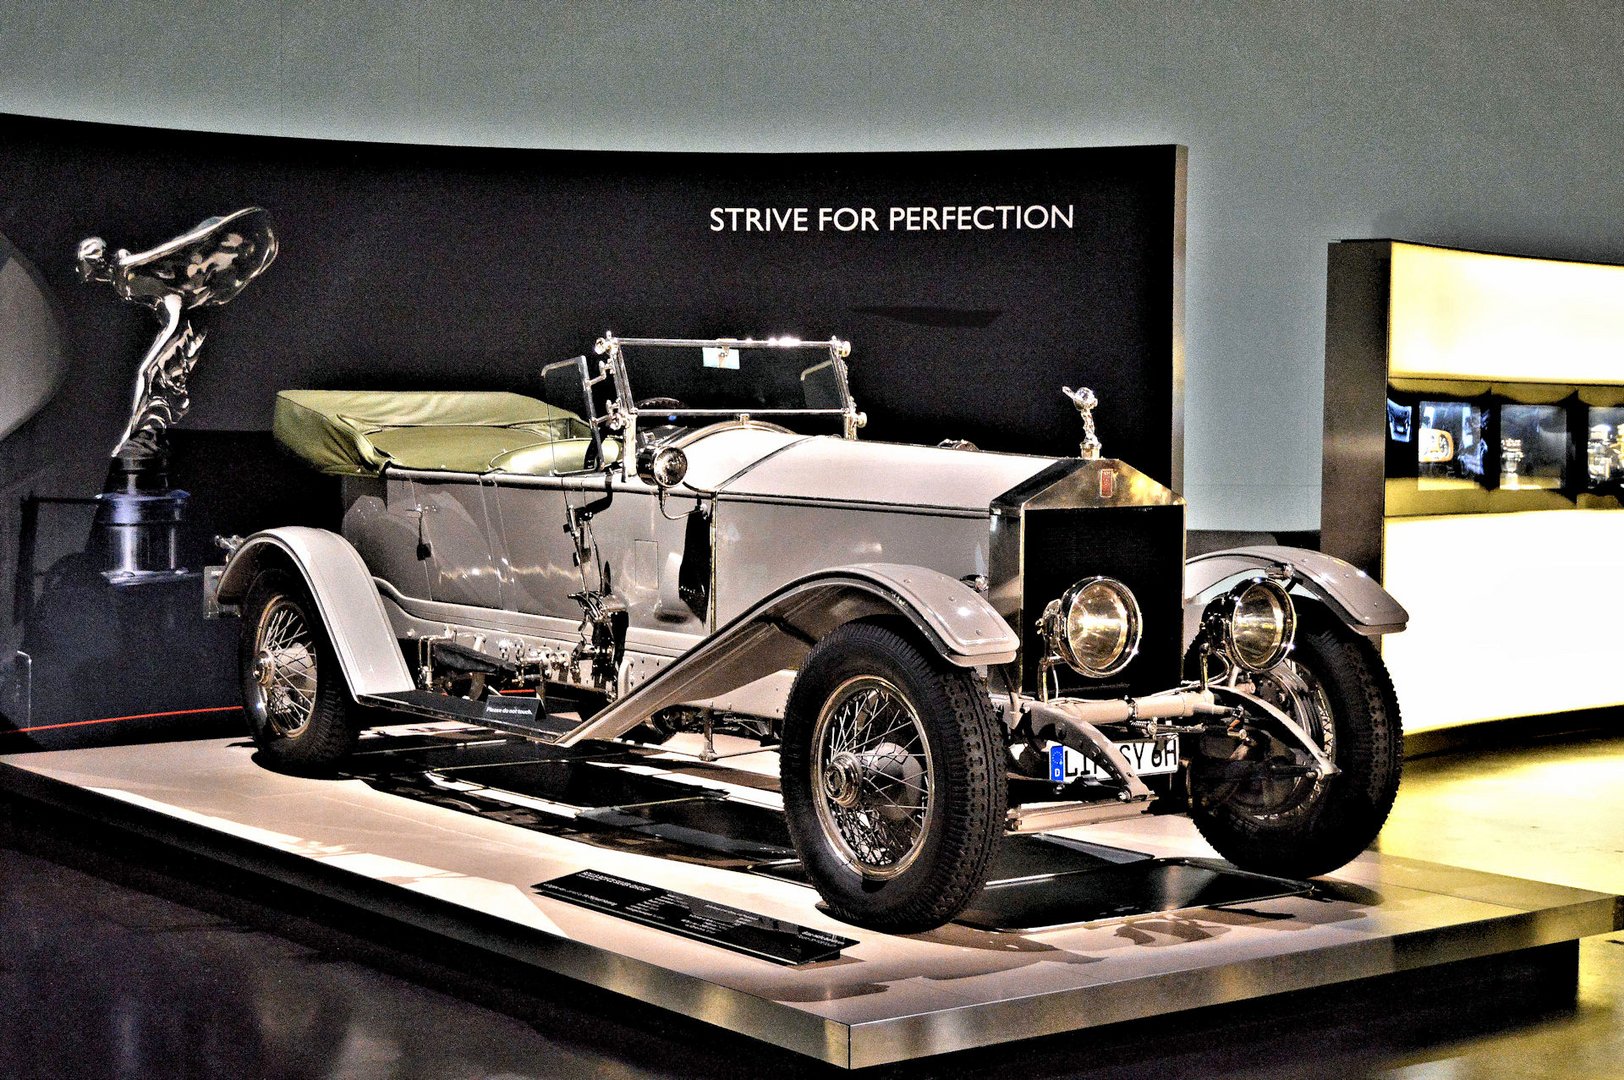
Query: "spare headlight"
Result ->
[[1042, 576, 1142, 678], [635, 444, 689, 488], [1213, 577, 1296, 672]]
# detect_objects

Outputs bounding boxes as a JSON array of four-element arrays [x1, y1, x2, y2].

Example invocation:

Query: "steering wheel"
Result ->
[[635, 396, 687, 412]]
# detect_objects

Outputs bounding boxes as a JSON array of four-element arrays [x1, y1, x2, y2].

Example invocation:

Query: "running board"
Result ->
[[358, 690, 576, 743]]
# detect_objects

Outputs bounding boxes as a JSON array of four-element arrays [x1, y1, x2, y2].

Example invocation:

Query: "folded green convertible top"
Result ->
[[274, 390, 592, 475]]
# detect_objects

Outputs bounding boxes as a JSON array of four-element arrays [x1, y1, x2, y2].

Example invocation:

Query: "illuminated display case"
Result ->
[[1324, 240, 1624, 732], [1381, 388, 1623, 516], [1587, 406, 1624, 496], [1384, 392, 1491, 491]]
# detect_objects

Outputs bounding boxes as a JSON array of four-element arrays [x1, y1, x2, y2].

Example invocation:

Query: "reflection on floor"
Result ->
[[1373, 728, 1624, 1080], [1, 727, 1621, 1079]]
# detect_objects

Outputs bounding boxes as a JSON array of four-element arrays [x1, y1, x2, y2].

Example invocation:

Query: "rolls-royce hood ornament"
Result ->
[[1061, 385, 1101, 460], [77, 207, 278, 458]]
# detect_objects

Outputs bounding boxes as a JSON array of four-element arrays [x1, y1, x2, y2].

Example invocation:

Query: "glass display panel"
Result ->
[[1384, 386, 1587, 515], [1587, 406, 1624, 493], [1386, 398, 1413, 443], [1498, 404, 1567, 490], [1415, 399, 1488, 489]]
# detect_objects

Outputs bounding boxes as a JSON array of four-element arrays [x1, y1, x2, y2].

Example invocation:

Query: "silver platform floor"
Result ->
[[2, 729, 1618, 1070]]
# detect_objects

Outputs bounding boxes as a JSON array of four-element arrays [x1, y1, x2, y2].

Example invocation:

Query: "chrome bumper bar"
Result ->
[[1034, 688, 1231, 726]]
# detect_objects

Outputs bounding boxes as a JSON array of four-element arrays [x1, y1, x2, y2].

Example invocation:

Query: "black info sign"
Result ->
[[535, 870, 857, 966]]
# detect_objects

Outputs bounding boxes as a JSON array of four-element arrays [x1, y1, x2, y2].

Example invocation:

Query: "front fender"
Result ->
[[217, 526, 415, 698], [826, 563, 1018, 666], [1183, 544, 1408, 646], [560, 563, 1016, 745]]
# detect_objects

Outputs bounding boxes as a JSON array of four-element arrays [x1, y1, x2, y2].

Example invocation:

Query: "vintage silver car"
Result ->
[[211, 334, 1407, 931]]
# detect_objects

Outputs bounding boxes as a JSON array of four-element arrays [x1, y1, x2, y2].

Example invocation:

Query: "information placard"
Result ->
[[535, 869, 857, 966]]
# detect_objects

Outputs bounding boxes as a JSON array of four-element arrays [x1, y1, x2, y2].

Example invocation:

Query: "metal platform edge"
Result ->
[[0, 760, 851, 1067], [3, 755, 1619, 1070], [846, 902, 1621, 1068]]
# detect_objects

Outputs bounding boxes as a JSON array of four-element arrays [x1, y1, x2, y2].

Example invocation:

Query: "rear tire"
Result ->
[[239, 568, 360, 775], [780, 622, 1006, 932], [1189, 611, 1402, 878]]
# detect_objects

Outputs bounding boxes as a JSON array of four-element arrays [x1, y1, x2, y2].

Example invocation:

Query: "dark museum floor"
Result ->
[[2, 724, 1622, 1080]]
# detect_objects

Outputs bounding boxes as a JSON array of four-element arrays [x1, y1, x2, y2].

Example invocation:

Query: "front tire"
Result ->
[[780, 622, 1006, 932], [1189, 611, 1403, 878], [239, 568, 360, 774]]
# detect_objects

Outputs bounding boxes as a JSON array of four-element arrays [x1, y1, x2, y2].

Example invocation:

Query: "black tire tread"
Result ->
[[240, 568, 360, 775], [1191, 611, 1403, 878], [780, 621, 1005, 932]]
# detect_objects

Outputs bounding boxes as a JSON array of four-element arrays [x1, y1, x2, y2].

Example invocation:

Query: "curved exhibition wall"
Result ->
[[0, 121, 1183, 741], [0, 2, 1619, 530]]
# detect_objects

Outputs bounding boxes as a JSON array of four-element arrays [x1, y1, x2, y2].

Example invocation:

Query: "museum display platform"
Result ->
[[3, 723, 1618, 1070]]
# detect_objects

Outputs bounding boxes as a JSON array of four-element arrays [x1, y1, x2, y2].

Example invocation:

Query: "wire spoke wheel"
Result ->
[[252, 597, 320, 737], [1186, 613, 1403, 880], [811, 676, 935, 879], [238, 568, 361, 774], [1231, 658, 1338, 821], [780, 622, 1005, 932]]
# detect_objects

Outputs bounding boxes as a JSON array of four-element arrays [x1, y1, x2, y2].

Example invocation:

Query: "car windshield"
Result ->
[[613, 337, 850, 415], [587, 335, 858, 435]]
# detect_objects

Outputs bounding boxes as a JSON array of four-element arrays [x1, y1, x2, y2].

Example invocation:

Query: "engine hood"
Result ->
[[714, 434, 1058, 513]]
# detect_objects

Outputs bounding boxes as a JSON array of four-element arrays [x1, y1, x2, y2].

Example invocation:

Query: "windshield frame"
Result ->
[[588, 333, 864, 459]]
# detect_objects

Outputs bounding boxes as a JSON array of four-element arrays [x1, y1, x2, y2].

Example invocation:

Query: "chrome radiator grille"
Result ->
[[989, 460, 1186, 698]]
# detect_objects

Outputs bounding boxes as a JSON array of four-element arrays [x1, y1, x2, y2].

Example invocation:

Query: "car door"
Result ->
[[488, 476, 595, 624], [416, 476, 504, 610]]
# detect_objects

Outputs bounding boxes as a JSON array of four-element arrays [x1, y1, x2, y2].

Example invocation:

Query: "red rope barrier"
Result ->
[[7, 705, 242, 735]]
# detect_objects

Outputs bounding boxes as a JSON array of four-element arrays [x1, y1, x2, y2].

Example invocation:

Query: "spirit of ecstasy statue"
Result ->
[[74, 208, 276, 583], [77, 207, 278, 458]]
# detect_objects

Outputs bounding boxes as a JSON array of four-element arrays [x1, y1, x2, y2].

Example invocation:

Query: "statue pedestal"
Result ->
[[94, 446, 190, 585]]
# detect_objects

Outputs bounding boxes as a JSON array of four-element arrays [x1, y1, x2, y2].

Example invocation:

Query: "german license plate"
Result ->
[[1048, 735, 1179, 783]]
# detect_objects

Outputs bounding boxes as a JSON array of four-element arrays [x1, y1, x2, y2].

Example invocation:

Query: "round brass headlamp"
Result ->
[[1045, 576, 1142, 678], [1219, 577, 1296, 672]]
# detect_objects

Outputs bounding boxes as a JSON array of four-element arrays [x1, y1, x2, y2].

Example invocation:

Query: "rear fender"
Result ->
[[216, 526, 416, 698], [1183, 544, 1409, 648], [561, 563, 1017, 744]]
